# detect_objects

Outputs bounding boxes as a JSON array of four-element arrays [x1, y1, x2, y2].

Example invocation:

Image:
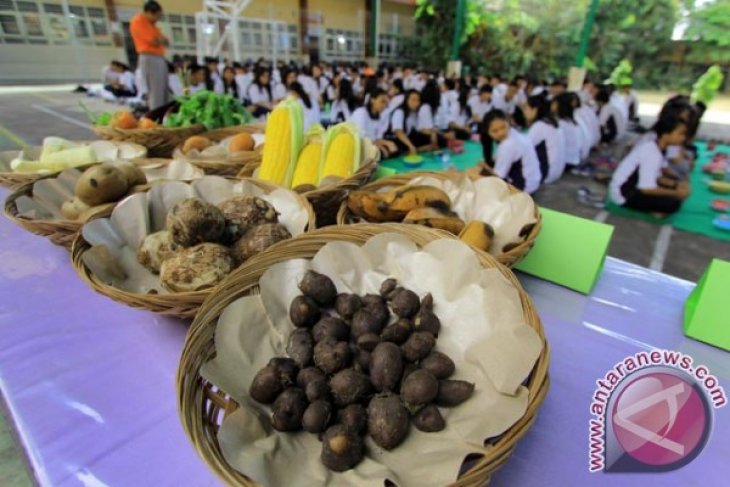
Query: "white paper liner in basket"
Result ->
[[13, 159, 204, 221], [365, 175, 537, 256], [80, 176, 310, 294], [200, 232, 543, 487], [173, 133, 265, 160], [0, 140, 147, 174]]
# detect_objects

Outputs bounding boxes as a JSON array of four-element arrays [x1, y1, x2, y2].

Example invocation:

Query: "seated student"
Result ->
[[480, 109, 541, 194], [387, 89, 434, 156], [102, 61, 121, 88], [349, 88, 398, 158], [167, 62, 184, 97], [548, 80, 567, 100], [445, 84, 473, 140], [234, 63, 253, 103], [220, 67, 239, 98], [524, 95, 565, 183], [609, 115, 690, 216], [621, 83, 639, 122], [552, 93, 583, 170], [574, 88, 601, 148], [595, 86, 627, 144], [468, 85, 494, 128], [608, 84, 630, 125], [206, 57, 224, 93], [103, 61, 137, 98], [492, 79, 519, 116], [298, 66, 320, 106], [312, 64, 330, 105], [188, 64, 213, 94], [247, 68, 274, 117], [330, 78, 358, 124], [568, 92, 593, 162], [383, 78, 405, 124], [274, 67, 298, 102], [416, 80, 449, 148], [288, 81, 320, 132]]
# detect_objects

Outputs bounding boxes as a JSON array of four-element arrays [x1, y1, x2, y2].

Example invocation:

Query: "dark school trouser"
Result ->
[[623, 191, 682, 214], [138, 53, 169, 111]]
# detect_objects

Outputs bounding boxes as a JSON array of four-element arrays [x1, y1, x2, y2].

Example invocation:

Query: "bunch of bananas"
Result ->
[[346, 185, 494, 252]]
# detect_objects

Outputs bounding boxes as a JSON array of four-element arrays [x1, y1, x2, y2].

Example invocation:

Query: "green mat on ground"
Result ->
[[377, 140, 483, 178], [606, 142, 730, 242], [672, 143, 730, 242]]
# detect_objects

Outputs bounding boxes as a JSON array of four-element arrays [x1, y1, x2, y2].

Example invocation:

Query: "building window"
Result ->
[[0, 13, 20, 35], [22, 13, 42, 36]]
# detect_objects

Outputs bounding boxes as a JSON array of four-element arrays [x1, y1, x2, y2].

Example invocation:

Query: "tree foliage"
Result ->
[[410, 0, 725, 90]]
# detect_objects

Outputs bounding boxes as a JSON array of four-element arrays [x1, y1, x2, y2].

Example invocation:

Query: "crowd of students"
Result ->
[[88, 56, 704, 214]]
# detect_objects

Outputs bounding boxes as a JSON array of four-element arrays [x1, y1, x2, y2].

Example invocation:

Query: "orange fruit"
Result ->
[[111, 111, 138, 129], [138, 117, 158, 129], [182, 136, 212, 154], [228, 133, 255, 153]]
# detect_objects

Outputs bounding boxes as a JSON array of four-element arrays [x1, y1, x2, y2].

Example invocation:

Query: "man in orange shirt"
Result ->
[[130, 1, 169, 110]]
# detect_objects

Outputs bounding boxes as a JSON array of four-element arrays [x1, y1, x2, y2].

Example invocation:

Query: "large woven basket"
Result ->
[[0, 141, 147, 189], [174, 125, 264, 177], [176, 223, 550, 487], [3, 159, 202, 249], [93, 124, 205, 158], [239, 158, 379, 227], [71, 178, 317, 318], [336, 172, 542, 268]]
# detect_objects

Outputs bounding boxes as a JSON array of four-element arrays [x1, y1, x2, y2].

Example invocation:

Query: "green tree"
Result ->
[[685, 0, 730, 64]]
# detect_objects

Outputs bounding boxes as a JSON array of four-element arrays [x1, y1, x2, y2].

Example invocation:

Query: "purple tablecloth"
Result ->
[[0, 188, 727, 486]]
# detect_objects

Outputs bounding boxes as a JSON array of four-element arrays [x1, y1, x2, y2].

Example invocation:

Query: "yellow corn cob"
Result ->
[[292, 142, 322, 188], [322, 133, 355, 179], [259, 97, 303, 186]]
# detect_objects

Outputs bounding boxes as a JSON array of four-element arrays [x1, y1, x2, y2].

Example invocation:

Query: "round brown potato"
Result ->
[[313, 339, 352, 375], [338, 404, 367, 434], [436, 380, 475, 407], [166, 197, 225, 247], [298, 270, 337, 306], [334, 293, 362, 320], [329, 368, 372, 406], [369, 342, 403, 392], [60, 197, 91, 220], [367, 394, 410, 450], [75, 163, 129, 206], [420, 351, 455, 380], [302, 400, 333, 434], [401, 331, 436, 362], [159, 243, 233, 292], [249, 365, 283, 404], [115, 161, 147, 187], [218, 195, 278, 243], [289, 295, 321, 328], [321, 424, 364, 472], [412, 404, 445, 432], [312, 316, 350, 342], [391, 289, 420, 318], [271, 387, 307, 432], [136, 230, 181, 273], [401, 369, 439, 405], [286, 328, 314, 368]]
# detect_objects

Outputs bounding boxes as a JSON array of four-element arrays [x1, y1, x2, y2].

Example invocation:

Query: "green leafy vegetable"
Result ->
[[691, 65, 725, 106]]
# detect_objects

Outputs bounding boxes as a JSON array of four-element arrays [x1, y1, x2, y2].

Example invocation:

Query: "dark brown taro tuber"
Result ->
[[369, 342, 403, 392], [420, 292, 434, 311], [400, 369, 439, 406], [313, 339, 352, 375], [413, 308, 441, 336], [420, 351, 455, 380], [302, 400, 333, 434], [299, 270, 337, 306], [391, 289, 420, 318], [356, 333, 381, 352], [305, 378, 331, 403], [379, 278, 398, 300], [286, 329, 314, 368], [401, 331, 436, 362], [380, 319, 413, 344], [351, 308, 386, 339], [436, 380, 475, 407], [329, 368, 372, 406], [268, 357, 298, 388], [352, 348, 371, 373], [361, 294, 390, 327], [412, 404, 445, 432], [321, 425, 364, 472], [334, 293, 362, 320], [297, 367, 325, 389], [271, 388, 307, 431], [249, 365, 283, 404], [338, 404, 367, 434], [289, 295, 321, 328], [367, 394, 410, 450], [312, 316, 350, 343]]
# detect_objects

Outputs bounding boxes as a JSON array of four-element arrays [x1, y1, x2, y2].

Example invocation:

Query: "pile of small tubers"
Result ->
[[249, 271, 475, 472]]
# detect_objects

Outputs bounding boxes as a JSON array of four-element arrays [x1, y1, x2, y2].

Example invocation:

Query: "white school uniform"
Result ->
[[102, 66, 120, 85], [575, 116, 592, 161], [493, 128, 541, 194], [350, 106, 385, 140], [213, 76, 225, 94], [558, 119, 582, 167], [298, 98, 321, 133], [576, 105, 601, 148], [527, 119, 565, 183], [468, 96, 493, 122], [389, 107, 418, 134], [492, 92, 517, 115], [189, 82, 206, 94], [298, 74, 320, 104], [382, 94, 404, 127], [272, 82, 287, 102], [416, 104, 438, 131], [248, 84, 273, 105], [609, 142, 664, 205], [235, 73, 253, 102], [599, 103, 627, 142], [330, 99, 353, 124], [168, 74, 184, 97], [610, 92, 629, 124], [119, 71, 136, 92]]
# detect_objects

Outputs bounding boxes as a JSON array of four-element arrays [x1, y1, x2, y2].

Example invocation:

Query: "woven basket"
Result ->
[[336, 171, 542, 268], [93, 124, 205, 158], [3, 159, 201, 249], [0, 141, 147, 190], [174, 125, 264, 177], [176, 223, 550, 487], [71, 178, 317, 318]]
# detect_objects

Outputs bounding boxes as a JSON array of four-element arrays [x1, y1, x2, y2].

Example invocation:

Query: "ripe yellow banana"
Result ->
[[459, 220, 495, 252], [403, 207, 465, 235]]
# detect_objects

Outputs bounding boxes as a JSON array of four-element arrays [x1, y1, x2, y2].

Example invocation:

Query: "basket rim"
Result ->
[[92, 123, 206, 135], [335, 171, 542, 268], [71, 177, 318, 318], [176, 223, 550, 487]]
